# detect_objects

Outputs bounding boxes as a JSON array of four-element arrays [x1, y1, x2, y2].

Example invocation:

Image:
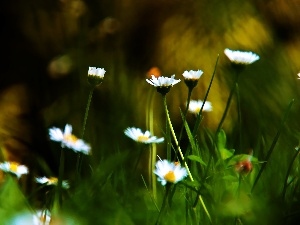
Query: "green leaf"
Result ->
[[217, 129, 227, 150], [180, 110, 198, 155], [187, 155, 206, 166], [220, 148, 235, 161]]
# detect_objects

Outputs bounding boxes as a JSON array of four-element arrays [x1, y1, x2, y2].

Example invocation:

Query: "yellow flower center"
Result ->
[[164, 171, 176, 183], [64, 134, 78, 143], [9, 162, 19, 173], [194, 107, 201, 114], [48, 177, 58, 185], [137, 135, 149, 142]]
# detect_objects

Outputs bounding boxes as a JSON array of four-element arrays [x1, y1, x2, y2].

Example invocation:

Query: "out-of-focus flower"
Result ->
[[49, 124, 91, 154], [35, 176, 70, 189], [182, 70, 203, 80], [154, 159, 188, 186], [0, 161, 28, 179], [146, 67, 161, 78], [124, 127, 164, 144], [48, 54, 73, 78], [7, 210, 81, 225], [297, 73, 300, 79], [87, 67, 106, 86], [224, 48, 259, 65], [182, 70, 203, 89], [33, 209, 51, 225], [235, 157, 253, 174], [188, 100, 213, 114], [146, 75, 180, 95]]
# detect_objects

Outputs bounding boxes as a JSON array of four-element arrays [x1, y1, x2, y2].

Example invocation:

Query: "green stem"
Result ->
[[282, 145, 299, 200], [236, 82, 242, 151], [146, 88, 157, 200], [163, 95, 193, 180], [76, 87, 94, 179], [216, 72, 240, 134], [192, 55, 219, 136], [57, 148, 65, 207], [179, 87, 193, 143], [163, 96, 172, 161], [155, 184, 172, 225], [133, 146, 144, 174]]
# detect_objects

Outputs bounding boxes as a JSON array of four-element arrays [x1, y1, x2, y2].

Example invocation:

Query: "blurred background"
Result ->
[[0, 0, 300, 213]]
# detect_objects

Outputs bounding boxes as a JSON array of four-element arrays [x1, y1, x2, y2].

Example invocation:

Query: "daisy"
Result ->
[[182, 70, 203, 80], [188, 100, 213, 114], [49, 124, 91, 154], [146, 75, 181, 95], [33, 209, 51, 225], [0, 161, 28, 179], [35, 176, 70, 189], [182, 70, 203, 89], [154, 159, 188, 186], [124, 127, 164, 144], [88, 67, 106, 78], [224, 48, 259, 65], [297, 73, 300, 79], [87, 67, 106, 86]]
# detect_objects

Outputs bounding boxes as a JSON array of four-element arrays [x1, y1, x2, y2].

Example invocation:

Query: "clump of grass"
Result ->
[[0, 50, 299, 225]]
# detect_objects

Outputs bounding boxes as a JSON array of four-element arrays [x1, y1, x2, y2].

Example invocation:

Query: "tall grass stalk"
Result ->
[[251, 99, 295, 192], [146, 88, 157, 200], [76, 87, 94, 180]]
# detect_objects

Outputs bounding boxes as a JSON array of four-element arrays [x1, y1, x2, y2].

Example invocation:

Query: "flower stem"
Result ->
[[76, 87, 94, 179], [163, 96, 172, 161], [282, 145, 299, 200], [216, 72, 240, 134], [56, 148, 65, 207], [155, 183, 172, 225], [163, 95, 193, 181], [236, 82, 242, 151], [146, 88, 157, 200], [179, 87, 193, 143]]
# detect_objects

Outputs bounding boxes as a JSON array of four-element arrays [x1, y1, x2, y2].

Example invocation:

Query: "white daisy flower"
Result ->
[[154, 159, 188, 186], [0, 161, 28, 179], [35, 176, 70, 189], [297, 73, 300, 79], [88, 67, 106, 78], [33, 209, 51, 225], [88, 67, 106, 86], [146, 75, 180, 87], [49, 124, 91, 154], [224, 48, 259, 65], [188, 100, 213, 114], [146, 75, 181, 95], [182, 70, 203, 80], [124, 127, 164, 144]]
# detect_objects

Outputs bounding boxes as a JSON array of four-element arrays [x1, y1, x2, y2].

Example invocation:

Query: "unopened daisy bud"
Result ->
[[146, 75, 180, 96], [87, 67, 106, 86], [182, 70, 203, 89], [154, 159, 188, 186], [235, 159, 253, 174]]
